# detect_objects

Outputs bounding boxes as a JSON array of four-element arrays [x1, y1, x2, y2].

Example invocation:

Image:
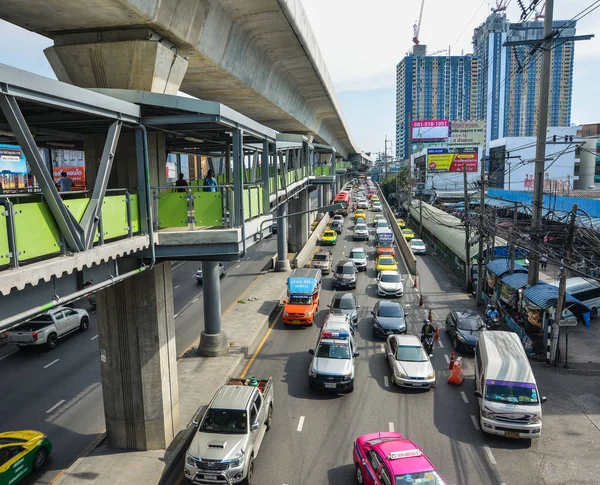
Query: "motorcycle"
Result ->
[[486, 315, 501, 330], [422, 332, 435, 356]]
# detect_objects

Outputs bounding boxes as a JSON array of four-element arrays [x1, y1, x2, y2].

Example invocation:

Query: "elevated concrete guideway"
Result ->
[[1, 0, 359, 158]]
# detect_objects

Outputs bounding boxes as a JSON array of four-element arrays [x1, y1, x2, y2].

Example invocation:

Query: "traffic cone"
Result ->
[[413, 276, 418, 289], [448, 357, 465, 386], [448, 352, 455, 370], [434, 326, 439, 341], [419, 294, 424, 307], [428, 309, 433, 323]]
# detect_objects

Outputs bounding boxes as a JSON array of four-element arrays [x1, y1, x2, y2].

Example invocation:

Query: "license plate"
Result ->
[[324, 382, 336, 389], [292, 320, 301, 325], [504, 431, 520, 439], [204, 474, 218, 480], [412, 382, 423, 387]]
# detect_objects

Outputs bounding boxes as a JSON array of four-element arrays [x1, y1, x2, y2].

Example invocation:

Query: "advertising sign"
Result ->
[[0, 144, 27, 175], [51, 148, 86, 187], [411, 120, 449, 140], [427, 147, 478, 172], [449, 121, 486, 146]]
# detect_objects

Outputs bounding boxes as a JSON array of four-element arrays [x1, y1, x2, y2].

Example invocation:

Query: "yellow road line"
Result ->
[[240, 306, 284, 378]]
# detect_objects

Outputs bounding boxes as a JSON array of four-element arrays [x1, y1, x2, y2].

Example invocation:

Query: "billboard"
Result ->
[[427, 147, 478, 172], [51, 148, 86, 187], [0, 144, 27, 175], [411, 120, 449, 140], [448, 120, 486, 146]]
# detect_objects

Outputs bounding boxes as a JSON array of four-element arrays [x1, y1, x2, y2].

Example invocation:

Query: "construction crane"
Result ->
[[412, 0, 425, 45], [492, 0, 509, 14], [429, 49, 448, 56]]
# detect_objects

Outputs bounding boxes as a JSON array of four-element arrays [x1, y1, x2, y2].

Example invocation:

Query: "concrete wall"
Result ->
[[293, 213, 330, 269], [377, 183, 417, 276]]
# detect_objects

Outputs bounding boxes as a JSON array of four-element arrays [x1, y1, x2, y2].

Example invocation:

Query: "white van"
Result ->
[[550, 276, 600, 319], [474, 331, 547, 439]]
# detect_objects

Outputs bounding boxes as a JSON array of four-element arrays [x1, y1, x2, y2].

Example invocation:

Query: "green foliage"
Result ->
[[379, 166, 409, 200]]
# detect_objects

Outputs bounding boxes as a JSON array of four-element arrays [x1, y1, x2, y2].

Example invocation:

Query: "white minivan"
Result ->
[[474, 331, 547, 439]]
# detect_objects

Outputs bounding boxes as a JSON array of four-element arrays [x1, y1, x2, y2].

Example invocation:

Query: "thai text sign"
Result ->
[[427, 147, 478, 172]]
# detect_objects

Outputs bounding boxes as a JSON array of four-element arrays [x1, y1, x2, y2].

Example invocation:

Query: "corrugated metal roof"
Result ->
[[486, 259, 527, 276], [501, 273, 529, 290]]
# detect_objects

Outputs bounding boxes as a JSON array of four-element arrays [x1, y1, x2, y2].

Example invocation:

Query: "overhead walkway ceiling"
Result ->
[[0, 0, 359, 158]]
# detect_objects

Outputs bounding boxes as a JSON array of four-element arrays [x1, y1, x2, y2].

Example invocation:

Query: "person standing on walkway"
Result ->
[[540, 253, 548, 269], [56, 171, 73, 192], [203, 169, 218, 192], [175, 172, 188, 192]]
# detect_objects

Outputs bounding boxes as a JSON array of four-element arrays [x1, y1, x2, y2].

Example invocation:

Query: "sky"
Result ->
[[0, 0, 598, 156]]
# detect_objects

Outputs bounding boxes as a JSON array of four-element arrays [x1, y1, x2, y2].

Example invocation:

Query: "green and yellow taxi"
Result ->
[[354, 209, 367, 222], [376, 255, 399, 274], [396, 218, 406, 229], [0, 431, 52, 485], [372, 214, 385, 227], [321, 230, 338, 246], [402, 228, 415, 241]]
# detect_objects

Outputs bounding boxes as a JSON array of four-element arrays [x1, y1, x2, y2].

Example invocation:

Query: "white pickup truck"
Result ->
[[184, 377, 274, 485], [6, 307, 90, 350]]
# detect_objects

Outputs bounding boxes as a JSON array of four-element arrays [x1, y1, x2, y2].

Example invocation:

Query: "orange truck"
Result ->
[[282, 269, 322, 326]]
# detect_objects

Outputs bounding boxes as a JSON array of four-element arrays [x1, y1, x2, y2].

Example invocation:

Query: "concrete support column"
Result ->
[[198, 261, 229, 357], [318, 186, 324, 208], [45, 30, 188, 94], [288, 190, 309, 253], [96, 263, 179, 450], [275, 202, 291, 271], [323, 184, 331, 205]]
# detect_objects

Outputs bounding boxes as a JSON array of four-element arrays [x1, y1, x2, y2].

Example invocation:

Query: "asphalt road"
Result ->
[[0, 237, 277, 485], [176, 204, 600, 485]]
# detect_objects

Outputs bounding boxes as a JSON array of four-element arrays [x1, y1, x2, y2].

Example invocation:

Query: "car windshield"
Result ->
[[313, 254, 329, 261], [333, 296, 355, 309], [199, 409, 248, 434], [412, 239, 425, 247], [485, 380, 540, 405], [394, 470, 445, 484], [377, 220, 388, 227], [402, 230, 412, 234], [337, 265, 355, 275], [350, 250, 365, 258], [457, 317, 483, 331], [316, 341, 351, 359], [381, 274, 402, 283], [379, 258, 395, 266], [397, 345, 428, 362], [355, 225, 368, 231], [379, 304, 403, 318], [289, 295, 311, 305]]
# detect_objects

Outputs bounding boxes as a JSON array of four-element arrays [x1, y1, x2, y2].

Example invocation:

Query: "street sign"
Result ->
[[559, 317, 578, 327]]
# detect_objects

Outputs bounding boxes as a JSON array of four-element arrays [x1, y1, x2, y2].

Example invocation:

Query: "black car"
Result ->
[[332, 260, 357, 290], [445, 310, 485, 352], [371, 300, 407, 338], [330, 220, 344, 234], [328, 293, 360, 324]]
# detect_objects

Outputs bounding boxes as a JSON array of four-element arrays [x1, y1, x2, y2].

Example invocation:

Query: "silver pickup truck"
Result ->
[[6, 307, 90, 350], [184, 377, 274, 485]]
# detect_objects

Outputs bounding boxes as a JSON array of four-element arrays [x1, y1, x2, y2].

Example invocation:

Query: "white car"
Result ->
[[353, 223, 369, 241], [348, 247, 368, 271], [308, 328, 359, 393], [377, 270, 404, 297], [332, 215, 344, 224], [371, 201, 383, 212], [385, 334, 436, 388], [410, 238, 426, 255], [357, 199, 369, 209], [195, 263, 225, 283]]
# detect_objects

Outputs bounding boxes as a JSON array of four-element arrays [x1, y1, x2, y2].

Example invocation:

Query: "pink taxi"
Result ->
[[353, 432, 447, 484]]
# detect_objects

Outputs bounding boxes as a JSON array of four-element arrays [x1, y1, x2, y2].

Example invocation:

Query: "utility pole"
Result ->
[[407, 113, 413, 210], [491, 208, 497, 261], [509, 202, 518, 273], [550, 204, 577, 366], [528, 0, 554, 287], [463, 164, 471, 290], [476, 156, 486, 306], [419, 197, 423, 237]]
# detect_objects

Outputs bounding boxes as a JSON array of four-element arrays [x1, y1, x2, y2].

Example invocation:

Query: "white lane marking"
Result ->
[[380, 344, 385, 352], [444, 354, 450, 364], [297, 416, 305, 432], [46, 399, 65, 414], [483, 445, 497, 465], [43, 359, 60, 369], [384, 376, 389, 387], [192, 298, 199, 303], [0, 349, 18, 361], [174, 285, 180, 290], [470, 415, 480, 431], [438, 339, 444, 348], [172, 261, 186, 270], [460, 391, 469, 404], [90, 335, 98, 341], [388, 422, 394, 432], [236, 264, 241, 269], [174, 314, 179, 319]]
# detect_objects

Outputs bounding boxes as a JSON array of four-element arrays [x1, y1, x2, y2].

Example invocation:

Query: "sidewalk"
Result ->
[[54, 270, 290, 485]]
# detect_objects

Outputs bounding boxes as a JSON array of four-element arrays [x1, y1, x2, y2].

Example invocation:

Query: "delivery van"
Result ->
[[474, 331, 547, 439]]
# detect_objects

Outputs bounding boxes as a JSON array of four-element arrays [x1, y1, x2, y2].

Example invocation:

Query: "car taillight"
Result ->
[[32, 332, 38, 342], [3, 331, 7, 338]]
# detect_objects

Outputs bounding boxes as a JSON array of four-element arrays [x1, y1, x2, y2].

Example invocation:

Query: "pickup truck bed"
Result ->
[[226, 377, 270, 394]]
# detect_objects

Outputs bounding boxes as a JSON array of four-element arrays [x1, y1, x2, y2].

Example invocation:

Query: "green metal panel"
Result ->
[[130, 194, 140, 233], [251, 187, 260, 218], [15, 202, 61, 261], [63, 198, 98, 243], [0, 210, 9, 266], [101, 196, 130, 240], [269, 177, 275, 194], [193, 192, 223, 227], [243, 188, 251, 221], [157, 192, 188, 228]]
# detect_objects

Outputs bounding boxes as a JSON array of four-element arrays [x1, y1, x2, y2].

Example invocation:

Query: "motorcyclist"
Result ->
[[486, 305, 499, 320], [420, 319, 434, 343]]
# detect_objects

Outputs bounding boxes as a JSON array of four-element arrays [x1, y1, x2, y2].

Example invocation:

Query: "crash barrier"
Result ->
[[448, 356, 465, 386], [294, 213, 331, 269], [375, 182, 417, 275], [0, 192, 140, 269]]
